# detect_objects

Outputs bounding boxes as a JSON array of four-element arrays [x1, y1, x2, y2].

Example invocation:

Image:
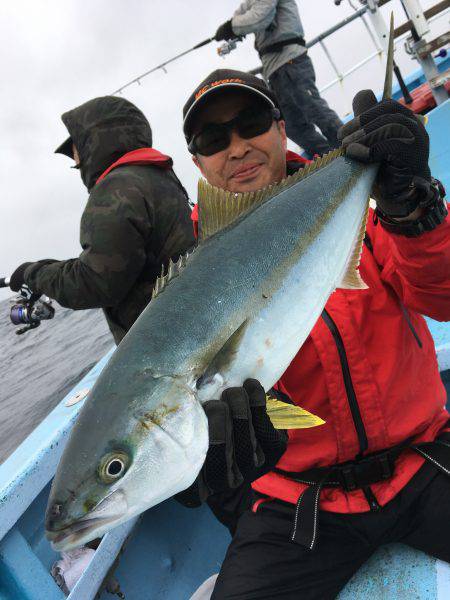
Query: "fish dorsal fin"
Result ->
[[382, 13, 395, 101], [151, 251, 191, 300], [197, 147, 344, 242], [197, 182, 271, 241], [338, 199, 370, 290]]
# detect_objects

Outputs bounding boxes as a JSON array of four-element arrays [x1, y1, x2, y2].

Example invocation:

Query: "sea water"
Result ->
[[0, 297, 113, 463]]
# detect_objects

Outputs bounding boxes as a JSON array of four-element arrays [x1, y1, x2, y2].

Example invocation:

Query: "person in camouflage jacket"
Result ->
[[9, 96, 195, 344]]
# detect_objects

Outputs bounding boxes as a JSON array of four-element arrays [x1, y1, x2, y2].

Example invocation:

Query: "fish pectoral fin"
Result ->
[[266, 398, 325, 430], [337, 197, 370, 291], [197, 321, 249, 403]]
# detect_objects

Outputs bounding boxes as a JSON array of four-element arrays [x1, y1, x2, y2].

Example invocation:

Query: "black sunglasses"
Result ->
[[188, 106, 281, 156]]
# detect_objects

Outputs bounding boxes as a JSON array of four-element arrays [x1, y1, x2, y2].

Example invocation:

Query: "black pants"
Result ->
[[211, 464, 450, 599], [207, 484, 254, 536], [269, 53, 343, 157]]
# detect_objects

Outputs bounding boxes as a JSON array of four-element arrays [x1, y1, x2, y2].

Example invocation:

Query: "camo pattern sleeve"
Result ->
[[25, 170, 150, 308], [24, 165, 195, 342]]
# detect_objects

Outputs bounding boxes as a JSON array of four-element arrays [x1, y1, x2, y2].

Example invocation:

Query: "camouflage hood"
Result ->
[[60, 96, 153, 191]]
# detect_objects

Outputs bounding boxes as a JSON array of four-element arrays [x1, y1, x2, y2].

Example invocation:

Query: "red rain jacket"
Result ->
[[193, 151, 450, 514]]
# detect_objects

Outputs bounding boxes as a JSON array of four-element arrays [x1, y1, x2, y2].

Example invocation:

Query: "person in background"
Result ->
[[9, 96, 195, 345], [10, 95, 196, 597], [181, 68, 450, 599], [215, 0, 343, 156]]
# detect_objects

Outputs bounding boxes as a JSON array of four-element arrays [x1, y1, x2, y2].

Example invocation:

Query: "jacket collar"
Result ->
[[95, 148, 172, 185]]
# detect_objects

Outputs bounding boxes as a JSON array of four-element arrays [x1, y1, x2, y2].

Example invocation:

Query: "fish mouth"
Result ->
[[46, 489, 128, 551], [46, 515, 122, 551]]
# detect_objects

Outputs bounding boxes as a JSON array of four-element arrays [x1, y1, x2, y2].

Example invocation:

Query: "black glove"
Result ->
[[10, 262, 33, 292], [215, 19, 235, 42], [338, 90, 431, 218], [175, 379, 288, 508]]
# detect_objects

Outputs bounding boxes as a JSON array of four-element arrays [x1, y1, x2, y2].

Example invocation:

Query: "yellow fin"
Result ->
[[266, 397, 325, 430], [338, 198, 370, 290], [197, 148, 344, 242]]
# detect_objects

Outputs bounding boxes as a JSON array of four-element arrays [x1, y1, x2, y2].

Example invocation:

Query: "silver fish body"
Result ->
[[46, 156, 377, 550]]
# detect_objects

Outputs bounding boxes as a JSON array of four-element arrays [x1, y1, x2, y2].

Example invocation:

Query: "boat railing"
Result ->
[[249, 0, 450, 111]]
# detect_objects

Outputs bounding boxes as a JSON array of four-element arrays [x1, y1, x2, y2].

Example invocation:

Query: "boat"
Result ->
[[0, 1, 449, 598]]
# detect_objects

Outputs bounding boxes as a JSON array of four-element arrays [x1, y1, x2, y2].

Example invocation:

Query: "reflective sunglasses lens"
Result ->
[[238, 109, 273, 139], [192, 107, 276, 156], [194, 125, 230, 156]]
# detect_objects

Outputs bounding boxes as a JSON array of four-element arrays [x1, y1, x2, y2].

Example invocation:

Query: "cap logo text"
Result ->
[[195, 78, 245, 100]]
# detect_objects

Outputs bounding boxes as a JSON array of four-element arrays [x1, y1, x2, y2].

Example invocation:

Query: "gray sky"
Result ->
[[0, 0, 446, 301]]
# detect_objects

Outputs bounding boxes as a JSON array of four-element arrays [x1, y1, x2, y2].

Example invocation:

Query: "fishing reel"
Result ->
[[8, 282, 55, 335], [217, 36, 243, 57]]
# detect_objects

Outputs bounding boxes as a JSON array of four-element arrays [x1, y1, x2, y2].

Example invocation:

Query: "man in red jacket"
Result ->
[[179, 69, 450, 599]]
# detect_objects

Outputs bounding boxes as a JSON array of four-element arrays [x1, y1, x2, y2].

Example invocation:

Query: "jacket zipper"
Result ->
[[363, 234, 422, 348], [399, 303, 423, 348], [321, 309, 368, 456]]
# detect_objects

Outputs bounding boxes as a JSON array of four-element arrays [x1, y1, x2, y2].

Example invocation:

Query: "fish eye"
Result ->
[[98, 451, 129, 484], [108, 459, 124, 476]]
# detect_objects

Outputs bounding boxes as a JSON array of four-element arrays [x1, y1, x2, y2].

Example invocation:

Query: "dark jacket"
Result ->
[[24, 96, 195, 344]]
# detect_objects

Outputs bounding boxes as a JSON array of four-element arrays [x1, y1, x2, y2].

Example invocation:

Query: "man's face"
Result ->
[[192, 90, 287, 193], [72, 144, 80, 166]]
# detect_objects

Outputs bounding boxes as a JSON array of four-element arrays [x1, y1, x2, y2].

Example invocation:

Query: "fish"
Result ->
[[45, 17, 396, 553]]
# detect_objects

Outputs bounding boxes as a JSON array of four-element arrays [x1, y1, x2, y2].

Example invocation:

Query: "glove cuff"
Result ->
[[216, 20, 234, 41], [376, 178, 447, 237], [376, 173, 434, 218]]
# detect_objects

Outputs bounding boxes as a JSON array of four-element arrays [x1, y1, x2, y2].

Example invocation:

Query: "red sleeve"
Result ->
[[366, 204, 450, 321], [191, 203, 199, 239]]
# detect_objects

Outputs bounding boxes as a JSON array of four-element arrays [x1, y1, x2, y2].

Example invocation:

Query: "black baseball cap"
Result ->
[[183, 68, 281, 141]]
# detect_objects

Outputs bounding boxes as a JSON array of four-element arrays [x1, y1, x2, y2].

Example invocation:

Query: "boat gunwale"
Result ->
[[0, 349, 114, 540]]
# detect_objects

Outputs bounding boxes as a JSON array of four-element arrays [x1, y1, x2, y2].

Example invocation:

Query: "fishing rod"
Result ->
[[112, 35, 243, 95], [0, 276, 55, 335], [335, 0, 414, 103]]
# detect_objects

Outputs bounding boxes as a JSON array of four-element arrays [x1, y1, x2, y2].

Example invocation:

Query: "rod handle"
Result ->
[[193, 37, 214, 49], [0, 277, 10, 288]]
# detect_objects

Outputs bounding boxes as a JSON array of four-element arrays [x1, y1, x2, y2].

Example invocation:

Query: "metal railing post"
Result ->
[[319, 40, 343, 82], [400, 0, 449, 104], [248, 1, 449, 108]]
